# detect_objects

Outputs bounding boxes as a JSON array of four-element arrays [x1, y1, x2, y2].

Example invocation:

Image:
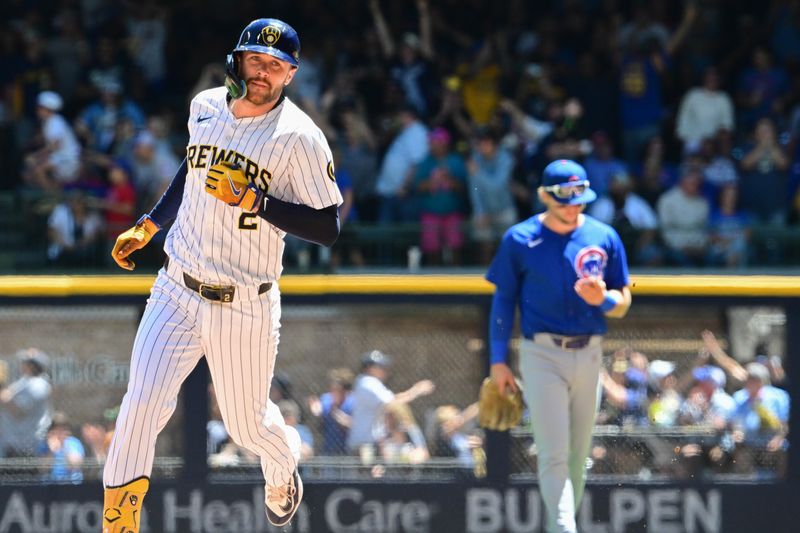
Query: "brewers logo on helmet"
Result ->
[[225, 18, 301, 99]]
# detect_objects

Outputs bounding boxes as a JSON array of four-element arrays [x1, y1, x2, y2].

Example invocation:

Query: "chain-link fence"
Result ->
[[0, 300, 789, 485], [508, 303, 788, 482]]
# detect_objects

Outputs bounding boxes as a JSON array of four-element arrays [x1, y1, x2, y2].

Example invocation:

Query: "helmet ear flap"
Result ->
[[224, 52, 247, 99]]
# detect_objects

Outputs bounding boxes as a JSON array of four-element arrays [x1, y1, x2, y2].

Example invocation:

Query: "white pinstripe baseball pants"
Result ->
[[104, 266, 298, 490], [518, 336, 603, 533]]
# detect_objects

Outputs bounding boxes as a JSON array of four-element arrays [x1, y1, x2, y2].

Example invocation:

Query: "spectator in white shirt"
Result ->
[[24, 91, 82, 191], [675, 67, 734, 154], [129, 131, 181, 211], [0, 349, 52, 457], [346, 350, 435, 455], [657, 165, 711, 266], [589, 172, 663, 265], [47, 190, 104, 266]]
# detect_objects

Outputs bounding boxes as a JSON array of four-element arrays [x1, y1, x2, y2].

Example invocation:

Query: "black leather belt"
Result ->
[[527, 333, 593, 350], [165, 258, 271, 303], [550, 335, 593, 350]]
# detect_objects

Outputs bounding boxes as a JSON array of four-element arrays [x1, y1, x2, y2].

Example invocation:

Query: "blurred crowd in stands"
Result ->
[[0, 348, 118, 484], [3, 0, 800, 269], [210, 330, 790, 480], [207, 350, 487, 477], [0, 328, 789, 482], [593, 329, 789, 479]]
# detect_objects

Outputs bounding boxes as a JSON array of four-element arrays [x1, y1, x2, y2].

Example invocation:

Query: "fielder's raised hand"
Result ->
[[111, 215, 160, 270], [205, 161, 263, 212], [574, 276, 607, 306]]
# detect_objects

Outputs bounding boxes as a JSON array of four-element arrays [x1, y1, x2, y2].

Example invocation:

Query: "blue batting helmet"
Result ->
[[541, 159, 597, 205], [225, 18, 301, 99]]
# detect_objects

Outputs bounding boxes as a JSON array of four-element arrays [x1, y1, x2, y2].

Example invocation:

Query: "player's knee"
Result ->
[[123, 384, 174, 414], [537, 451, 568, 471]]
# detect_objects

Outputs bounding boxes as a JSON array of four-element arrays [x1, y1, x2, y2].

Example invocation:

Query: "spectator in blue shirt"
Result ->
[[307, 367, 354, 456], [374, 106, 429, 224], [617, 4, 696, 164], [36, 413, 85, 484], [74, 80, 146, 154], [739, 117, 791, 227], [467, 128, 517, 264], [278, 399, 314, 461], [583, 131, 627, 199], [736, 46, 790, 130], [707, 184, 752, 268], [599, 350, 649, 427], [731, 363, 789, 451]]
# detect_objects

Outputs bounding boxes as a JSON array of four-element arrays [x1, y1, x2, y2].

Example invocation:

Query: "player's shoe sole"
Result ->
[[266, 470, 303, 527]]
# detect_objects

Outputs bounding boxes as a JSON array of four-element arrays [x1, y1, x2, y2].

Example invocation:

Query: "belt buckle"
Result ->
[[199, 283, 234, 303], [557, 336, 582, 350]]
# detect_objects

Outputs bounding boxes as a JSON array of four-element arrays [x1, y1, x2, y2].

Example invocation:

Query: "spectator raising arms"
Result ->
[[0, 349, 52, 458], [346, 350, 434, 455]]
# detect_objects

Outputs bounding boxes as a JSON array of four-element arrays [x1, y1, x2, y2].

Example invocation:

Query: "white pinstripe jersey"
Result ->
[[164, 87, 343, 285]]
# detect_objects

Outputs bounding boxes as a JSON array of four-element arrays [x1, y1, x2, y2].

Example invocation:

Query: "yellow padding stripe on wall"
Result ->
[[0, 274, 798, 298]]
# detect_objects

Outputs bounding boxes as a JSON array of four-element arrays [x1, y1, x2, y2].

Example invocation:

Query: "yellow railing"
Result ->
[[1, 274, 799, 297]]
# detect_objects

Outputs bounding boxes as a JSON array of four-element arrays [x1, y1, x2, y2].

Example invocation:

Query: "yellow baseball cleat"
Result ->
[[102, 477, 149, 533]]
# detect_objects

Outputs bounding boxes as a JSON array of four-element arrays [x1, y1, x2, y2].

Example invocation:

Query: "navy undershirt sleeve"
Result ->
[[489, 290, 516, 365], [147, 158, 188, 228], [257, 196, 340, 247]]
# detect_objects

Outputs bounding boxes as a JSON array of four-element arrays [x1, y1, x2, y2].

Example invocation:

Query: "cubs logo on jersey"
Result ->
[[573, 245, 608, 279]]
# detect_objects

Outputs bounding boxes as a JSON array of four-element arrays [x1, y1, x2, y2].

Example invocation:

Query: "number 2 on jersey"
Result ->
[[239, 213, 258, 230]]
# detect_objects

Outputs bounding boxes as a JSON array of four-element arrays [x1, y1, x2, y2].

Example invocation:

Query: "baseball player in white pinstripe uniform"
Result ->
[[102, 18, 341, 532]]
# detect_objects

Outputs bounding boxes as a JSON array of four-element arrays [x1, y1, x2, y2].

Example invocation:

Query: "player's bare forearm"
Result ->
[[394, 379, 435, 404], [605, 287, 632, 318], [702, 330, 748, 384]]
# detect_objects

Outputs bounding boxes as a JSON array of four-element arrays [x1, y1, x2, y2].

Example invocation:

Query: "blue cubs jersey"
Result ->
[[486, 214, 629, 339]]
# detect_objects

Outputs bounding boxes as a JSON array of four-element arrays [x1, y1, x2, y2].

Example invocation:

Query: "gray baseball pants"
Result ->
[[518, 334, 603, 533]]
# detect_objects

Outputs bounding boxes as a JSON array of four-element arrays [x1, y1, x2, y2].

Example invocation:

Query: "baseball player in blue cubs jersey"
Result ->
[[486, 159, 631, 533], [102, 18, 342, 532]]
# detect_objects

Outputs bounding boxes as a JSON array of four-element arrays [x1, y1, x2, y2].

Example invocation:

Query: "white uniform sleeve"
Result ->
[[368, 378, 395, 406], [288, 128, 343, 209], [186, 94, 199, 137]]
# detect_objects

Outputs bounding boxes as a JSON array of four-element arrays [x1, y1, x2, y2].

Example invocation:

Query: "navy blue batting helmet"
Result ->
[[225, 18, 301, 99]]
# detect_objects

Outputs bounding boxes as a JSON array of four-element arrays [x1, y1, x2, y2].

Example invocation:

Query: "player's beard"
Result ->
[[245, 78, 283, 106]]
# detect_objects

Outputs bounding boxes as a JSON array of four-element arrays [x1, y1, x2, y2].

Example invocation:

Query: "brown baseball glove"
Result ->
[[478, 376, 524, 431]]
